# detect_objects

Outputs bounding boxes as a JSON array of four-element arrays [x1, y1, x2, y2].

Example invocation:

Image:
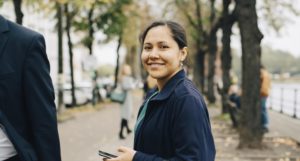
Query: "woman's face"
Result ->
[[141, 26, 187, 83]]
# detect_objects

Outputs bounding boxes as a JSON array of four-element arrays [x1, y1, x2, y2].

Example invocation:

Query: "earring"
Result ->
[[180, 61, 184, 68]]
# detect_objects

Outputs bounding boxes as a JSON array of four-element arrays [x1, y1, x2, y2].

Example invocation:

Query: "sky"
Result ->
[[262, 19, 300, 57], [230, 16, 300, 58], [258, 5, 300, 57]]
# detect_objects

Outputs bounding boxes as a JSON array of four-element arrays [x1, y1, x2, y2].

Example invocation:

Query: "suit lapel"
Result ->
[[0, 15, 9, 59]]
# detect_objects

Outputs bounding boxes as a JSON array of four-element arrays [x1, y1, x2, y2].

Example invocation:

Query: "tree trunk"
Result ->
[[87, 3, 95, 55], [65, 3, 77, 107], [56, 2, 65, 113], [114, 35, 122, 88], [13, 0, 23, 25], [193, 47, 206, 93], [196, 1, 205, 93], [236, 0, 264, 148], [125, 46, 139, 78], [220, 0, 235, 114], [207, 0, 217, 103], [175, 0, 206, 92]]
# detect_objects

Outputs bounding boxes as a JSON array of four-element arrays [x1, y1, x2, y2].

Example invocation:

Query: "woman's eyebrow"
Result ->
[[144, 41, 168, 46], [158, 41, 167, 44]]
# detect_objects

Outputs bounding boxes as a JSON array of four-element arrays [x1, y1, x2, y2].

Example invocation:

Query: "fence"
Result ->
[[268, 84, 300, 119]]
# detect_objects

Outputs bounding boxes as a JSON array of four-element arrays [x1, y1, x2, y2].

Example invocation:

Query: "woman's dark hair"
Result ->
[[139, 21, 187, 49]]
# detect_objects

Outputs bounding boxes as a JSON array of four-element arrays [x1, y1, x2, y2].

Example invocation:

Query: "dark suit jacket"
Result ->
[[0, 15, 61, 161]]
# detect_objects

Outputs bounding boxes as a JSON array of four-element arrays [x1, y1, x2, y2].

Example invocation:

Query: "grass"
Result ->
[[214, 113, 231, 121]]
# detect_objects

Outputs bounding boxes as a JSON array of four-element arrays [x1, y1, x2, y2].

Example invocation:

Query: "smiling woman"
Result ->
[[105, 21, 216, 161], [140, 23, 188, 91]]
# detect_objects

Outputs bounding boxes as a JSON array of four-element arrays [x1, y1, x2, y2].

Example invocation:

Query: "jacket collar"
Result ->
[[152, 69, 186, 101]]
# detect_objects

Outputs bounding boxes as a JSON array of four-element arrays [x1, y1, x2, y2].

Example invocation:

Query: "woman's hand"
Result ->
[[103, 146, 136, 161]]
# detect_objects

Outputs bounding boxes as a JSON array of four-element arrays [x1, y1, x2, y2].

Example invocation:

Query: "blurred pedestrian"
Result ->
[[260, 65, 271, 132], [119, 64, 135, 139], [92, 70, 102, 106], [106, 21, 215, 161], [227, 75, 241, 128], [142, 75, 156, 99], [0, 15, 61, 161]]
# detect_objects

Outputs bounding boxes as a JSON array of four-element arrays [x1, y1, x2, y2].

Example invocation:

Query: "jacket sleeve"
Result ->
[[23, 34, 61, 161], [133, 96, 215, 161]]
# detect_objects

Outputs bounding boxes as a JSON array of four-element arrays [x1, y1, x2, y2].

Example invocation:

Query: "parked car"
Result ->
[[63, 82, 93, 107]]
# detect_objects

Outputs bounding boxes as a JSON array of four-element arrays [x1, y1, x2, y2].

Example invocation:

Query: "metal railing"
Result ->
[[268, 85, 300, 119]]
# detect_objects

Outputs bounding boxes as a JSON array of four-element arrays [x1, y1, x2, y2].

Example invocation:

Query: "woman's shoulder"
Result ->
[[170, 79, 208, 117], [174, 78, 200, 94], [173, 78, 204, 102]]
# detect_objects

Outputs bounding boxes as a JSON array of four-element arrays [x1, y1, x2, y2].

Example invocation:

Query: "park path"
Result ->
[[58, 90, 300, 161]]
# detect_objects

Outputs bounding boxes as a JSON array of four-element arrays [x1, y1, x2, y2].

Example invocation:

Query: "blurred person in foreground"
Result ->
[[142, 75, 157, 99], [227, 75, 241, 128], [260, 65, 271, 133], [105, 20, 215, 161], [0, 15, 61, 161], [119, 64, 135, 139]]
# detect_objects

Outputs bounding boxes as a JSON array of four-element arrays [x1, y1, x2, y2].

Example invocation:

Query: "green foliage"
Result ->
[[121, 2, 144, 48], [215, 113, 231, 121], [71, 7, 93, 49], [73, 20, 89, 31], [231, 46, 300, 78], [97, 64, 115, 76], [70, 0, 131, 52], [262, 46, 300, 75], [81, 36, 93, 49], [96, 0, 132, 42]]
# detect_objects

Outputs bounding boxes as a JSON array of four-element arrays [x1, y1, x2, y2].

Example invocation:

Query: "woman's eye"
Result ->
[[160, 45, 169, 49], [144, 46, 152, 50]]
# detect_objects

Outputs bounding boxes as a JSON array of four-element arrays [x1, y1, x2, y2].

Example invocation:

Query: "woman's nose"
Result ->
[[148, 49, 159, 59]]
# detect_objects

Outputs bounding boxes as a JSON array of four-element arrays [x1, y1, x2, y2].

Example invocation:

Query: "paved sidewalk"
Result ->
[[210, 106, 300, 161], [268, 109, 300, 143], [58, 90, 300, 161], [58, 91, 142, 161], [208, 105, 300, 144]]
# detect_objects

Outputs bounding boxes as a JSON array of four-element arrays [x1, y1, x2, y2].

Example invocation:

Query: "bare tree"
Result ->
[[12, 0, 23, 24], [64, 2, 77, 107], [220, 0, 236, 113], [56, 2, 65, 113], [206, 0, 218, 103], [174, 0, 207, 92]]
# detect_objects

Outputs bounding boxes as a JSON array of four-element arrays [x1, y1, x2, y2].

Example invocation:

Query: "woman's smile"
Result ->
[[147, 62, 165, 69]]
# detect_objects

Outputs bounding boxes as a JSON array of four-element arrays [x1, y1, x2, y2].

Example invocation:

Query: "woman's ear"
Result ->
[[180, 47, 188, 61]]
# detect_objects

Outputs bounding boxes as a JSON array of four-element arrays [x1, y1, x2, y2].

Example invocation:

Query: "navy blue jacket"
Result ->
[[0, 16, 61, 161], [134, 70, 215, 161]]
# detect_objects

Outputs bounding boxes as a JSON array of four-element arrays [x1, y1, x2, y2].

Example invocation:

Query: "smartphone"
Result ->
[[98, 150, 118, 159]]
